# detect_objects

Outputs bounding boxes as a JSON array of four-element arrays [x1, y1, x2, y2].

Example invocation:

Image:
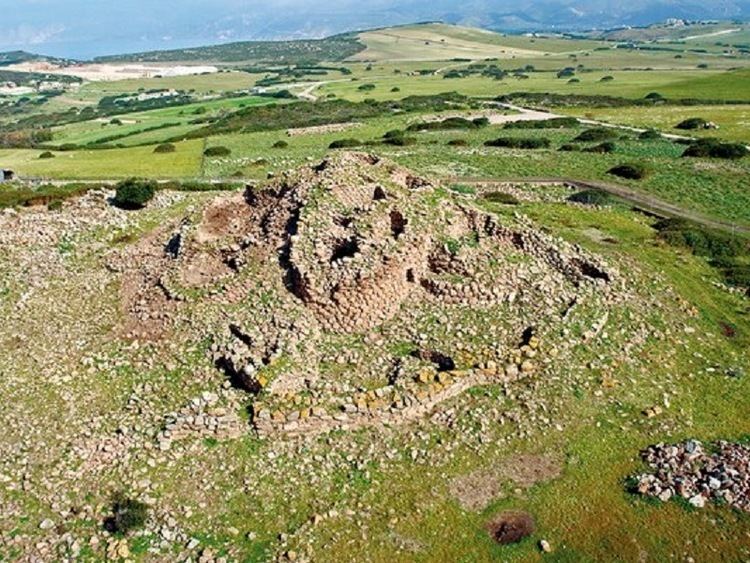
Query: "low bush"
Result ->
[[503, 117, 579, 130], [559, 143, 578, 152], [583, 141, 616, 153], [113, 178, 157, 209], [568, 189, 615, 205], [383, 134, 416, 146], [483, 191, 520, 204], [447, 138, 468, 146], [153, 143, 175, 154], [104, 494, 149, 535], [272, 140, 289, 149], [484, 137, 550, 149], [654, 219, 750, 293], [406, 116, 488, 132], [682, 139, 748, 160], [639, 129, 661, 140], [203, 146, 231, 157], [329, 138, 362, 149], [675, 117, 708, 130], [654, 218, 746, 259], [608, 163, 648, 180], [573, 127, 618, 142], [38, 151, 55, 159]]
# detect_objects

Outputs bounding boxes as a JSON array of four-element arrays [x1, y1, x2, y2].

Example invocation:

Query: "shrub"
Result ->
[[568, 78, 580, 84], [113, 178, 157, 209], [639, 129, 661, 140], [484, 137, 550, 149], [447, 139, 468, 146], [573, 127, 618, 142], [391, 87, 401, 92], [608, 163, 648, 180], [654, 218, 746, 260], [406, 117, 488, 132], [329, 138, 362, 149], [559, 143, 578, 152], [682, 139, 748, 159], [568, 189, 615, 205], [600, 75, 614, 82], [583, 141, 616, 153], [110, 118, 123, 126], [153, 143, 175, 154], [204, 146, 231, 157], [383, 134, 416, 146], [675, 117, 708, 130], [104, 494, 149, 535], [644, 92, 664, 101], [272, 140, 289, 149], [503, 117, 579, 130], [357, 83, 376, 91], [483, 191, 520, 204], [38, 151, 55, 159]]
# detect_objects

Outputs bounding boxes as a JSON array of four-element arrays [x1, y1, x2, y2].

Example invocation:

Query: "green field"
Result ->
[[0, 139, 204, 179], [312, 68, 750, 102], [49, 95, 274, 147], [565, 104, 750, 143]]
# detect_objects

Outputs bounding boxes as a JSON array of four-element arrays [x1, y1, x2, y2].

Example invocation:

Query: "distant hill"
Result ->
[[94, 33, 365, 65], [93, 23, 609, 66], [351, 23, 606, 61], [0, 50, 76, 67], [587, 20, 750, 42], [0, 51, 46, 67]]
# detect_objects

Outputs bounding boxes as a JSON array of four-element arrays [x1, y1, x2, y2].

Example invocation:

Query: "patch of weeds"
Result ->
[[449, 184, 476, 195], [129, 535, 152, 555], [57, 236, 75, 255], [104, 494, 149, 535]]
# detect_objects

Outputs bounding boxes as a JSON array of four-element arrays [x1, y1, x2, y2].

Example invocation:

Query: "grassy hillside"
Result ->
[[352, 23, 605, 61]]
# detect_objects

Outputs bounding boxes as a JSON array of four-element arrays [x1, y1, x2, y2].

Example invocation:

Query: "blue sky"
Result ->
[[0, 0, 394, 58]]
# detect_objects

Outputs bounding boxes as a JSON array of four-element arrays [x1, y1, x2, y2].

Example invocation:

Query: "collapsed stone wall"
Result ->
[[118, 152, 622, 436]]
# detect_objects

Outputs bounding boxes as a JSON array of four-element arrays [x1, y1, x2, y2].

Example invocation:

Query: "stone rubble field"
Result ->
[[0, 154, 747, 561]]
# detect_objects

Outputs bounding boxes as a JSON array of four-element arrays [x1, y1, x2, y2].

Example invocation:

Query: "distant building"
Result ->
[[0, 169, 15, 183]]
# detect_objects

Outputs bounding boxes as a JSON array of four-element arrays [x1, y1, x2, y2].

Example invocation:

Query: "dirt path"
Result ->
[[448, 175, 750, 235]]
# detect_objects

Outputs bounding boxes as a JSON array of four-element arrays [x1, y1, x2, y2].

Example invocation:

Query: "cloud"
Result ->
[[2, 23, 66, 47]]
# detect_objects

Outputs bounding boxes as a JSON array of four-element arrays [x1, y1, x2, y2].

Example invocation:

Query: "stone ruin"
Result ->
[[119, 152, 621, 437]]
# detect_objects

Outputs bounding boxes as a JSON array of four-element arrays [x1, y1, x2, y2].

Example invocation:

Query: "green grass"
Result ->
[[564, 104, 750, 143], [0, 139, 204, 179], [48, 95, 274, 147], [316, 69, 750, 103]]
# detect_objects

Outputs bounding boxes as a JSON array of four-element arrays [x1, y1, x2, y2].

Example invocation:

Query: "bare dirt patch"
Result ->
[[450, 453, 563, 511], [486, 510, 536, 545]]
